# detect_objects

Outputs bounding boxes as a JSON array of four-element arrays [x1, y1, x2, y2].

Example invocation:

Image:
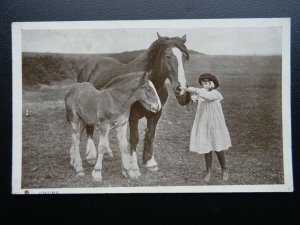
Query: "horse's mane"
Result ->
[[102, 72, 145, 90], [144, 36, 190, 72]]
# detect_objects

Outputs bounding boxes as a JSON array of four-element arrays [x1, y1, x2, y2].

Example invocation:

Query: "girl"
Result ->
[[186, 73, 231, 182]]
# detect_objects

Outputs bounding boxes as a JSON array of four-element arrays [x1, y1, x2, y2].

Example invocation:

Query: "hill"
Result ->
[[22, 51, 280, 87]]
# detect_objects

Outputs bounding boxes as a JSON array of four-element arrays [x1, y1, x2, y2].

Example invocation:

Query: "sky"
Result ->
[[22, 26, 282, 55]]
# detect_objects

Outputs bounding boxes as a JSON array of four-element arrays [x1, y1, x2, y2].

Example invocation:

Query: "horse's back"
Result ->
[[77, 56, 122, 85]]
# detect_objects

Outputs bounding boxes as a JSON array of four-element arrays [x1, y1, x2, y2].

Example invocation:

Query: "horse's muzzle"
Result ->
[[150, 104, 161, 113], [174, 85, 191, 106], [175, 84, 187, 96]]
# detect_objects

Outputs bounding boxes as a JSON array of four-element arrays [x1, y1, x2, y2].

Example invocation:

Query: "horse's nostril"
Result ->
[[175, 85, 181, 92]]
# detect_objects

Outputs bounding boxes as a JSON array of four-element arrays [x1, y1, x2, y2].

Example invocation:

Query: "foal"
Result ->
[[65, 72, 161, 181]]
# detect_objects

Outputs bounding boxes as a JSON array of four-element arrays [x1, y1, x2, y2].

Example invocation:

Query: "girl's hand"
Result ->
[[191, 95, 198, 102], [186, 87, 194, 92]]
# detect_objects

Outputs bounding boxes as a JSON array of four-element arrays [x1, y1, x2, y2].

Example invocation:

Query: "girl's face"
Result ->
[[200, 81, 211, 90]]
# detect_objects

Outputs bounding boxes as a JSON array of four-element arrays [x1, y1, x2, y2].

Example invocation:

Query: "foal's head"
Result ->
[[135, 72, 161, 113]]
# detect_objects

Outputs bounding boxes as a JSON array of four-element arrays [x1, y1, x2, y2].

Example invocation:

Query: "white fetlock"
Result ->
[[106, 147, 114, 157], [92, 169, 102, 181], [129, 152, 141, 177], [86, 138, 97, 164], [72, 160, 84, 175]]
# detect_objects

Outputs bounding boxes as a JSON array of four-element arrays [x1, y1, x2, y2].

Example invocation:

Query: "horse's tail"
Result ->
[[64, 87, 75, 124], [77, 59, 94, 83], [77, 63, 86, 83]]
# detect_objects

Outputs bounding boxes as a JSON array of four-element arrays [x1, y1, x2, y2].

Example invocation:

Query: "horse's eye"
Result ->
[[166, 55, 171, 59]]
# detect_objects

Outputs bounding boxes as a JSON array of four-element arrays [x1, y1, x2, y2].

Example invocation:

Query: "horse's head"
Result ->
[[135, 72, 161, 113], [145, 33, 191, 105]]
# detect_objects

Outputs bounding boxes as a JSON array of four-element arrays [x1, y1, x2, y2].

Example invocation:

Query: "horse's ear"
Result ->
[[157, 32, 162, 39], [181, 34, 187, 43]]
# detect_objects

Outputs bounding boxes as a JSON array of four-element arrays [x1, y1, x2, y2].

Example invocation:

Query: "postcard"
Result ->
[[12, 18, 292, 194]]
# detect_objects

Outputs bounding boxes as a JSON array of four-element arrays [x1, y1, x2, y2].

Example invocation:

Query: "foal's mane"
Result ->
[[102, 72, 145, 90], [144, 36, 190, 72]]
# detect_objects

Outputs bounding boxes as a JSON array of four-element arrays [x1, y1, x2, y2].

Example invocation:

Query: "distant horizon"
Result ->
[[21, 50, 282, 57]]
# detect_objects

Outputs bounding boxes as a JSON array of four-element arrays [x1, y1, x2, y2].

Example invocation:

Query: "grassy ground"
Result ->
[[21, 55, 283, 189]]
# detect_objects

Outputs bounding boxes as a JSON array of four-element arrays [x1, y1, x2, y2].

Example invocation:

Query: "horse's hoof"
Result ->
[[76, 171, 85, 176], [129, 170, 139, 179], [122, 169, 139, 179], [122, 170, 129, 178], [86, 158, 97, 165], [133, 169, 141, 177], [147, 166, 159, 172], [92, 170, 102, 181]]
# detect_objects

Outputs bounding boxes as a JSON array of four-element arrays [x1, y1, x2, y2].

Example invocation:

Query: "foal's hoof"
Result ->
[[86, 158, 97, 165], [76, 171, 85, 177], [147, 166, 159, 172], [106, 152, 114, 158]]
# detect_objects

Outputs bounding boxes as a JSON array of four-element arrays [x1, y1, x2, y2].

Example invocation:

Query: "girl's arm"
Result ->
[[187, 87, 223, 101]]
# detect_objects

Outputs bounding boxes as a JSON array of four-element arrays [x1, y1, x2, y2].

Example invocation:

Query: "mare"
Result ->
[[77, 33, 191, 176], [65, 72, 161, 181]]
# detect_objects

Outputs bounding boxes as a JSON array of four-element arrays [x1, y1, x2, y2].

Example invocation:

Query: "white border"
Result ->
[[12, 18, 293, 194]]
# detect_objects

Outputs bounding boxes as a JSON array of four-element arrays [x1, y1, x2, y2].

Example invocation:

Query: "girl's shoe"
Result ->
[[222, 170, 229, 181], [204, 170, 212, 182]]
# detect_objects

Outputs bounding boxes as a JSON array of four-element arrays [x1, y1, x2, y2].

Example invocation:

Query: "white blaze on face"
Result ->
[[172, 47, 186, 95], [148, 80, 161, 111]]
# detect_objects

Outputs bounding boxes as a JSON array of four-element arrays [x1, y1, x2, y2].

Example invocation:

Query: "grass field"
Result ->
[[21, 54, 283, 189]]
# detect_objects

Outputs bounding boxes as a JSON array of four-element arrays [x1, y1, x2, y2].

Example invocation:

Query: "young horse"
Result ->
[[77, 33, 190, 176], [65, 72, 161, 181]]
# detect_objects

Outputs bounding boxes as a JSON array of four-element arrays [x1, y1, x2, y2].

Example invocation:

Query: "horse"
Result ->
[[65, 72, 161, 181], [77, 33, 191, 176]]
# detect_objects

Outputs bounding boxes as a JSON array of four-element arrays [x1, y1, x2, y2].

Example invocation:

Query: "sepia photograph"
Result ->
[[12, 18, 292, 194]]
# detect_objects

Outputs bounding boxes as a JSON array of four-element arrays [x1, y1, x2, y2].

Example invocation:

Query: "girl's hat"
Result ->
[[198, 73, 219, 89]]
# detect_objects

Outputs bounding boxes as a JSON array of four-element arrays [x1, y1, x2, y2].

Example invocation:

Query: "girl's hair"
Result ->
[[198, 73, 219, 89]]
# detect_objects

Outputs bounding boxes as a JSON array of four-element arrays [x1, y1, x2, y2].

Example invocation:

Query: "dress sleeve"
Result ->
[[188, 87, 223, 101]]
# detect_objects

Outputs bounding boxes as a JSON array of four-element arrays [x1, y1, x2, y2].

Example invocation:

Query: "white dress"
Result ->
[[189, 87, 231, 154]]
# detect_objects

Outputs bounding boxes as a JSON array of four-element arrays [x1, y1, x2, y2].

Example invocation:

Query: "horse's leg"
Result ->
[[86, 124, 113, 159], [86, 125, 97, 164], [70, 118, 85, 176], [105, 139, 114, 157], [92, 124, 110, 181], [143, 110, 162, 171], [116, 122, 137, 179], [129, 113, 141, 177]]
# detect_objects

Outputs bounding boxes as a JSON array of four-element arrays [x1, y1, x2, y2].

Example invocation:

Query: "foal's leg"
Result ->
[[92, 124, 110, 181], [129, 114, 141, 177], [116, 123, 137, 179], [70, 119, 85, 176], [143, 110, 162, 171], [86, 125, 97, 164]]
